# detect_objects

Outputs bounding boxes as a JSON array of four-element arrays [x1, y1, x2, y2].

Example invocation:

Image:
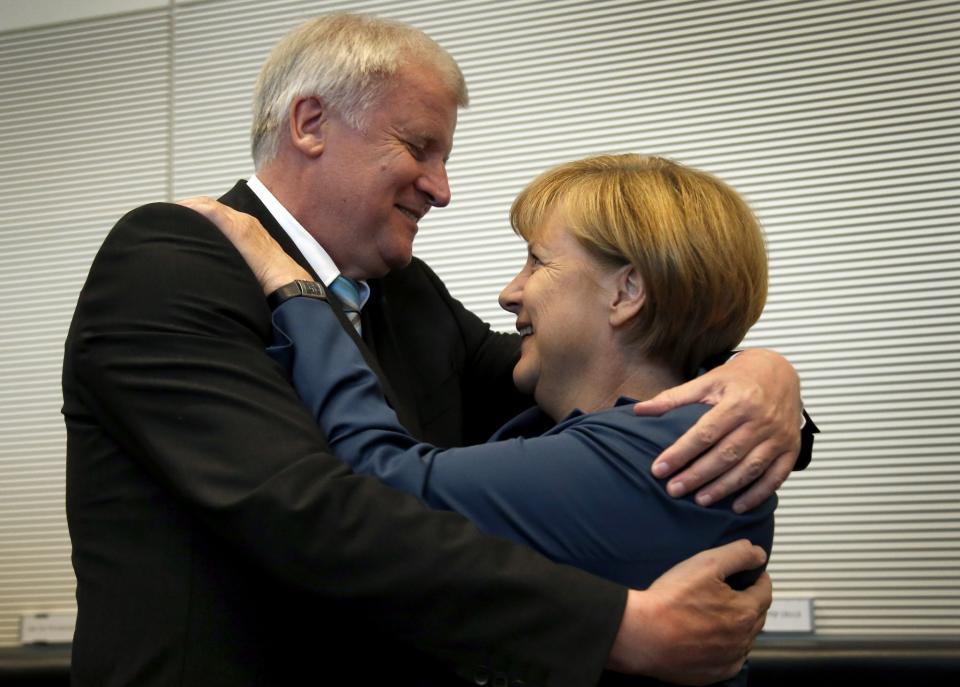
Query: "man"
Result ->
[[63, 13, 811, 687]]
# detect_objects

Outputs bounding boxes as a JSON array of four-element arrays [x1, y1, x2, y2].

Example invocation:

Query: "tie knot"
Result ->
[[331, 276, 362, 309], [330, 276, 363, 333]]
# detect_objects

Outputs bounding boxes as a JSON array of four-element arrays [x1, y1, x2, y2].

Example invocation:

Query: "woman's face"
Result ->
[[498, 211, 615, 411]]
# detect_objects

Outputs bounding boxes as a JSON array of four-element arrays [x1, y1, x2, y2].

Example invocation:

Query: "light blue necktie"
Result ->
[[330, 276, 363, 334]]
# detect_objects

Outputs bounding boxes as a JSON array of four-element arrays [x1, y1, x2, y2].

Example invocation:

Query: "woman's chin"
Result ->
[[512, 369, 536, 397]]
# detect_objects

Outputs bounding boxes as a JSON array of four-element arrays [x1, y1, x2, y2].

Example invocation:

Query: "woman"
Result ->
[[191, 154, 774, 681]]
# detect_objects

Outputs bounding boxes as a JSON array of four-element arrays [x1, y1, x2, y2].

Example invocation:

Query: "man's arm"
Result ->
[[174, 196, 774, 685], [635, 349, 816, 512], [610, 542, 771, 683], [407, 246, 813, 513], [68, 202, 627, 686], [274, 299, 771, 684], [431, 262, 813, 513], [268, 296, 773, 585]]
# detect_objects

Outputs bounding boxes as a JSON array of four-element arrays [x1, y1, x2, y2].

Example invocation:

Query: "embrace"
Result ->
[[63, 12, 815, 687]]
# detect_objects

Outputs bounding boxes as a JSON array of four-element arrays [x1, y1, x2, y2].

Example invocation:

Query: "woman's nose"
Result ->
[[499, 269, 525, 314]]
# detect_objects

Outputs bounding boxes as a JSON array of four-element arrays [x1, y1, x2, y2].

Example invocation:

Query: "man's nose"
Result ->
[[418, 160, 451, 208]]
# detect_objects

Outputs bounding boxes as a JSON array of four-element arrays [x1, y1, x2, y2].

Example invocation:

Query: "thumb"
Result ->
[[708, 540, 768, 580], [633, 383, 689, 417], [634, 374, 718, 417]]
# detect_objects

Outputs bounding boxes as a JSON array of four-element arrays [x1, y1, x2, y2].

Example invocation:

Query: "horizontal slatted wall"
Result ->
[[738, 0, 959, 630], [422, 0, 960, 636], [0, 11, 170, 646], [0, 0, 956, 647], [174, 0, 959, 637]]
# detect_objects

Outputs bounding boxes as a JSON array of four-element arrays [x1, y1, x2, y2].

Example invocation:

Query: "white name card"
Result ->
[[763, 597, 815, 633], [20, 611, 76, 644]]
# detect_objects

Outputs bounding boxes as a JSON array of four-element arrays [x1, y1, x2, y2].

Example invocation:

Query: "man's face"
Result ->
[[311, 63, 459, 279]]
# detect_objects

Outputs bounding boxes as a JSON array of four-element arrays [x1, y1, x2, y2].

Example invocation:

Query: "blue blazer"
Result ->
[[269, 296, 776, 592]]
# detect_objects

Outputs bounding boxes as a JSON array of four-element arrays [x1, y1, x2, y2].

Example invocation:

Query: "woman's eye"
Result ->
[[529, 254, 543, 268]]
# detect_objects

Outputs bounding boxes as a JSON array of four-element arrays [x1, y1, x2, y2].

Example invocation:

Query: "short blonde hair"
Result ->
[[510, 154, 768, 377], [251, 13, 469, 168]]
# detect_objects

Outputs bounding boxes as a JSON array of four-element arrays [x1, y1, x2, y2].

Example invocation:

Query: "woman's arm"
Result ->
[[268, 295, 605, 557], [269, 296, 774, 582]]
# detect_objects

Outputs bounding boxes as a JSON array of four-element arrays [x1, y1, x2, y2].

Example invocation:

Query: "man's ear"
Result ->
[[609, 264, 645, 328], [288, 96, 327, 158]]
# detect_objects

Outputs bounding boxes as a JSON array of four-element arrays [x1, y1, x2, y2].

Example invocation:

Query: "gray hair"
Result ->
[[251, 13, 469, 168]]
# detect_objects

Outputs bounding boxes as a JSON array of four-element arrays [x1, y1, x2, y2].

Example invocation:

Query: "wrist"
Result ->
[[260, 266, 313, 296], [266, 279, 327, 310], [607, 589, 659, 675]]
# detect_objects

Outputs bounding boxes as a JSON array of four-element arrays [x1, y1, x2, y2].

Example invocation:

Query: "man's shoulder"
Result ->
[[109, 180, 249, 238], [114, 200, 193, 228]]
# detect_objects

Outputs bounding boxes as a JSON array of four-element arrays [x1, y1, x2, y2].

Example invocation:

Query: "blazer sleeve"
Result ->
[[65, 203, 625, 687]]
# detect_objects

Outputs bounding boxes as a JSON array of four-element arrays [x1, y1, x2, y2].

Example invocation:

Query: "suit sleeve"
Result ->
[[65, 203, 625, 687]]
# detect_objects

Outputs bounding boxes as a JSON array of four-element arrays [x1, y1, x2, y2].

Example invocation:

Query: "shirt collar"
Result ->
[[247, 174, 370, 307]]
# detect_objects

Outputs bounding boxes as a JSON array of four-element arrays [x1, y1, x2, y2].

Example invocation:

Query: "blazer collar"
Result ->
[[217, 180, 419, 432]]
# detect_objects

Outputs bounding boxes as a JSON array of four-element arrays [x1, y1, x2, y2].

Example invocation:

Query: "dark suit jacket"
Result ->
[[62, 181, 626, 687]]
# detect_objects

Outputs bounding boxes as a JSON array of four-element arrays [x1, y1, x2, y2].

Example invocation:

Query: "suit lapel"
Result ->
[[217, 181, 419, 431], [359, 279, 424, 439]]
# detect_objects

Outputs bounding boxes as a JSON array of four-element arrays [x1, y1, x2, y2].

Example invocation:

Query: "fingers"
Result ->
[[704, 540, 768, 580], [742, 572, 773, 644], [683, 421, 798, 508], [180, 198, 274, 255], [672, 423, 777, 504], [732, 451, 796, 513], [176, 196, 220, 221], [652, 403, 748, 481], [178, 196, 244, 241], [178, 197, 309, 293], [728, 567, 771, 653], [743, 569, 773, 609], [633, 387, 682, 418], [634, 376, 719, 418]]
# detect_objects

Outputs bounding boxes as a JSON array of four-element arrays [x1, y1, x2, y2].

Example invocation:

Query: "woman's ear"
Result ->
[[288, 96, 327, 158], [609, 264, 645, 328]]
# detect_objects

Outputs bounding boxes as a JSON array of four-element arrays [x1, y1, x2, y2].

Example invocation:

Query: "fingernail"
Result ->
[[667, 481, 685, 497], [733, 500, 746, 514], [652, 462, 670, 478], [697, 493, 714, 507]]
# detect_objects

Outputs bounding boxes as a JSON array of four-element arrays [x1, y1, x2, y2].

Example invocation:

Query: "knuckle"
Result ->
[[724, 400, 751, 424], [762, 408, 779, 429], [719, 442, 742, 467], [734, 611, 757, 637], [771, 465, 790, 490], [697, 423, 721, 446], [742, 459, 765, 483]]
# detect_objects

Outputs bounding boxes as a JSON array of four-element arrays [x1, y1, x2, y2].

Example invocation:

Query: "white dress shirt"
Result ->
[[246, 174, 370, 307]]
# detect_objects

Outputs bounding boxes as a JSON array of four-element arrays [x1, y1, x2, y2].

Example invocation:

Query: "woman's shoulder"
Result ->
[[555, 399, 711, 448]]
